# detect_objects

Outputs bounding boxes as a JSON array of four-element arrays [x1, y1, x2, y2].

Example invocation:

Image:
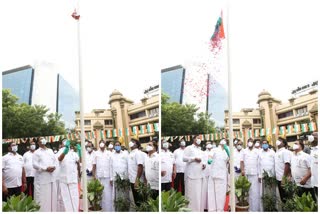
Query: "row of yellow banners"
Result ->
[[161, 122, 317, 142], [3, 123, 159, 144]]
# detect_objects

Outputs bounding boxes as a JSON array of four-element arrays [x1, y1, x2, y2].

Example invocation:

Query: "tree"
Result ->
[[2, 89, 66, 138]]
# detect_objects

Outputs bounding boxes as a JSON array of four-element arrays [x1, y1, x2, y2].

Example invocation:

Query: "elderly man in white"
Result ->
[[23, 140, 36, 198], [201, 141, 214, 211], [183, 136, 206, 212], [308, 132, 318, 201], [173, 140, 187, 195]]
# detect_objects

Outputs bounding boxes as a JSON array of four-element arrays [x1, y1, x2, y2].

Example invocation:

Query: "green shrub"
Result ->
[[161, 189, 191, 212], [235, 175, 251, 206], [2, 193, 40, 212], [87, 179, 104, 211]]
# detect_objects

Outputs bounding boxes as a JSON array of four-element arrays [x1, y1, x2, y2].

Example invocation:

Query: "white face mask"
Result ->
[[196, 139, 201, 145], [255, 142, 260, 148], [293, 144, 300, 150], [54, 150, 57, 154], [276, 140, 282, 146], [108, 144, 114, 149], [129, 141, 135, 148], [146, 145, 154, 152], [212, 144, 216, 148], [180, 141, 186, 147], [12, 145, 18, 152], [99, 143, 105, 148], [30, 145, 36, 150], [248, 142, 253, 147], [163, 142, 169, 149], [62, 140, 67, 146], [237, 145, 242, 150], [206, 144, 212, 149], [308, 135, 314, 143], [86, 147, 92, 152], [220, 139, 226, 145], [234, 140, 238, 145], [41, 139, 47, 145]]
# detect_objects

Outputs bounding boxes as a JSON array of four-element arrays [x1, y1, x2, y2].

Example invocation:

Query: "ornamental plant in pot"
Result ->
[[87, 179, 104, 211], [235, 175, 251, 212]]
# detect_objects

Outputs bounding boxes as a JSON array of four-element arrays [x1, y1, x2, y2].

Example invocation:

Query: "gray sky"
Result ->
[[1, 0, 319, 114]]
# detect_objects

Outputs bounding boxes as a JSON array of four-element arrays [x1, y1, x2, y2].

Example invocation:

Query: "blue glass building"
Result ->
[[161, 65, 185, 103]]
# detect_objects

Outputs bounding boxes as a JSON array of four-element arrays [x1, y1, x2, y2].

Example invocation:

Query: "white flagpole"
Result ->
[[75, 1, 88, 212], [226, 0, 235, 212]]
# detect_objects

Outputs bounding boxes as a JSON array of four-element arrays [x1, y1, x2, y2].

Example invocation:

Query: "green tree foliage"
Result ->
[[2, 89, 66, 138], [161, 92, 216, 136]]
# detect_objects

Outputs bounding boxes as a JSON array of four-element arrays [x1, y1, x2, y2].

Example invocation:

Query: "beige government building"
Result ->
[[225, 86, 318, 146], [75, 88, 159, 148]]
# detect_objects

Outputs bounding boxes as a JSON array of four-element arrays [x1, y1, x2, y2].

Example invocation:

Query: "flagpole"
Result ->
[[74, 1, 88, 211], [226, 0, 235, 212]]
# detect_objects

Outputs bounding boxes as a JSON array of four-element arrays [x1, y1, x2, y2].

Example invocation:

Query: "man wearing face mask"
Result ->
[[108, 142, 115, 153], [234, 139, 243, 179], [274, 137, 291, 203], [309, 132, 318, 200], [33, 137, 58, 212], [2, 142, 26, 201], [173, 140, 187, 195], [92, 140, 113, 211], [56, 139, 80, 212], [127, 138, 145, 207], [110, 141, 129, 211], [240, 138, 261, 211], [161, 141, 176, 191], [85, 141, 96, 181], [254, 140, 262, 152], [291, 139, 313, 198], [183, 136, 206, 211], [258, 139, 276, 211], [23, 140, 37, 199], [145, 141, 159, 200], [201, 141, 214, 211]]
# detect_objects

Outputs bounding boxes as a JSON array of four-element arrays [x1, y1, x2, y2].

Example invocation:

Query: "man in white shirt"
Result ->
[[309, 132, 318, 200], [274, 137, 291, 203], [2, 142, 26, 201], [291, 140, 313, 197], [127, 138, 145, 207], [240, 138, 261, 212], [201, 141, 214, 211], [33, 137, 58, 212], [85, 141, 96, 181], [173, 140, 186, 195], [183, 136, 206, 212], [145, 141, 159, 200], [161, 141, 176, 191], [234, 139, 243, 179], [23, 140, 37, 199], [92, 140, 113, 211], [56, 139, 80, 212]]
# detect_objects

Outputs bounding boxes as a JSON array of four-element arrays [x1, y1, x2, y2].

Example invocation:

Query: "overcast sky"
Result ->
[[1, 0, 319, 114]]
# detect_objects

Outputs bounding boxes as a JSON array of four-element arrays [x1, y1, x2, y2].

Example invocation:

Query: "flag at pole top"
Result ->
[[72, 9, 80, 20], [210, 10, 225, 50]]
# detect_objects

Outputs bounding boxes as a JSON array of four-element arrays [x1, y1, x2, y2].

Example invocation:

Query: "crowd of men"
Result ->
[[161, 132, 318, 212], [2, 137, 159, 212]]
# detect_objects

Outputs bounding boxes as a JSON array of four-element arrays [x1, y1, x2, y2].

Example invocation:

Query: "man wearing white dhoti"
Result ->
[[56, 139, 80, 212], [207, 139, 229, 212], [93, 140, 113, 211], [240, 138, 261, 212], [183, 136, 205, 212], [32, 137, 58, 212], [201, 142, 214, 211]]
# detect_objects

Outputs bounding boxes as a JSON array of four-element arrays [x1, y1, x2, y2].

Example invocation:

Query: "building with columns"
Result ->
[[75, 89, 159, 148], [225, 88, 318, 146]]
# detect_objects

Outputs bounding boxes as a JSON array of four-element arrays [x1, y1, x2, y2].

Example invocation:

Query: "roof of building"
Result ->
[[242, 120, 252, 126]]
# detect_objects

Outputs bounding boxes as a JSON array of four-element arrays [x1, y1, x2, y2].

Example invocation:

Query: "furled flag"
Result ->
[[254, 129, 259, 138], [118, 128, 124, 137], [91, 132, 95, 139], [133, 126, 139, 135], [107, 130, 112, 138], [86, 132, 90, 140], [112, 129, 118, 137], [71, 9, 80, 20], [154, 123, 159, 132], [301, 124, 308, 132], [287, 125, 293, 134], [266, 128, 270, 136], [294, 124, 300, 133], [100, 130, 104, 140], [260, 129, 265, 137], [309, 122, 317, 132], [147, 124, 154, 133]]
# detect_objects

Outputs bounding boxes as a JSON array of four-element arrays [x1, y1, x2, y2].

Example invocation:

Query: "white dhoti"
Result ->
[[34, 181, 58, 212], [201, 176, 209, 210], [247, 175, 260, 212], [98, 177, 113, 212], [57, 182, 79, 212], [207, 177, 227, 212], [185, 177, 203, 212]]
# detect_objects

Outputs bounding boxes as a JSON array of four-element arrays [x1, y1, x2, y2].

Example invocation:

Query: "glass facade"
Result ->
[[2, 66, 34, 104], [161, 65, 185, 103]]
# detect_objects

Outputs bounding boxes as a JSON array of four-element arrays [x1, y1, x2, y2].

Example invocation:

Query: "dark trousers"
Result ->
[[2, 186, 22, 202], [150, 189, 159, 200], [277, 180, 287, 203], [297, 186, 316, 201], [130, 183, 142, 207], [161, 182, 172, 192], [25, 177, 34, 199], [314, 186, 318, 199], [174, 173, 185, 195]]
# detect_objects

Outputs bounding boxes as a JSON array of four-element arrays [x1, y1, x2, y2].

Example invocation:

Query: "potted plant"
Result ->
[[161, 189, 191, 212], [261, 170, 278, 211], [2, 193, 40, 212], [293, 192, 317, 212], [114, 173, 131, 211], [235, 175, 251, 212], [87, 179, 104, 211]]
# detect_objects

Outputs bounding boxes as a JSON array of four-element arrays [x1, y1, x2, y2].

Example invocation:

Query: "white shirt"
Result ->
[[209, 147, 229, 179], [241, 148, 260, 175], [258, 149, 275, 178], [202, 149, 215, 177], [93, 149, 112, 178], [2, 152, 24, 188], [291, 151, 312, 188], [23, 151, 36, 177], [111, 151, 128, 180], [86, 150, 96, 172], [128, 148, 145, 183], [161, 149, 175, 183], [234, 148, 243, 169], [310, 146, 318, 187], [183, 144, 205, 179], [145, 152, 159, 190], [33, 147, 58, 184], [275, 147, 292, 181], [173, 147, 187, 173], [56, 148, 79, 184]]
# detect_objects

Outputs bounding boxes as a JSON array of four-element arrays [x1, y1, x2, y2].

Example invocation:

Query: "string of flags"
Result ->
[[161, 122, 317, 142], [3, 123, 159, 144]]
